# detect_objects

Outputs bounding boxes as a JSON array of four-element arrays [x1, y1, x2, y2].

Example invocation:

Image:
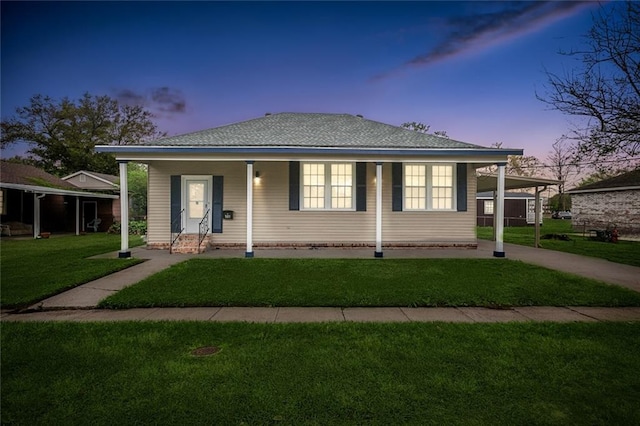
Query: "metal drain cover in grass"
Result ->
[[191, 346, 220, 356]]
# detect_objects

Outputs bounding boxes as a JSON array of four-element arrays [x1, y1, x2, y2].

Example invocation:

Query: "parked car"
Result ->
[[552, 211, 572, 219]]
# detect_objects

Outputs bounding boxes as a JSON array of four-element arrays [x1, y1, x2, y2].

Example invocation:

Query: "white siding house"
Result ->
[[97, 113, 521, 257]]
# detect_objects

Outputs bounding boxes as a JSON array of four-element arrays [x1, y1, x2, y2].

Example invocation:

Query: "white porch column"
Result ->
[[118, 161, 131, 258], [245, 161, 254, 258], [493, 163, 506, 257], [375, 162, 383, 258], [75, 196, 80, 236]]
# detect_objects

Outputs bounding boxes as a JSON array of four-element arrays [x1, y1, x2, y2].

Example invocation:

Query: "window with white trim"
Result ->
[[484, 200, 494, 215], [403, 163, 455, 211], [431, 165, 453, 210], [302, 162, 354, 210]]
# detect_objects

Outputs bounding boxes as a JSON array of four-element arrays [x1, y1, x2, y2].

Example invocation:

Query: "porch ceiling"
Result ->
[[477, 174, 560, 192]]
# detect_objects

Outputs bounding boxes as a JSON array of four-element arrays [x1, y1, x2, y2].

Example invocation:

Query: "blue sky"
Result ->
[[1, 1, 603, 160]]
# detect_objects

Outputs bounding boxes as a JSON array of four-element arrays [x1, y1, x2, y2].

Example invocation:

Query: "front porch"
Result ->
[[128, 159, 491, 257]]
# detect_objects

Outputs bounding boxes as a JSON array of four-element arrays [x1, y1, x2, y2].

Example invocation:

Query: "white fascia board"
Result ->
[[567, 185, 640, 194], [63, 171, 119, 188]]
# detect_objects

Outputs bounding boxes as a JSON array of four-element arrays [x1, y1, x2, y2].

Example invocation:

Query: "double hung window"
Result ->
[[403, 163, 455, 211], [302, 162, 354, 210]]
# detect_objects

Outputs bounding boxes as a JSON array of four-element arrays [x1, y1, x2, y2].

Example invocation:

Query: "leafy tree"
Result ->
[[547, 193, 572, 212], [576, 169, 625, 188], [127, 163, 148, 220], [538, 1, 640, 165], [1, 93, 164, 176]]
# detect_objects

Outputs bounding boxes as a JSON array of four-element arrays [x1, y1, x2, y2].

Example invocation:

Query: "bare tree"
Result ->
[[546, 137, 580, 210], [401, 122, 449, 138], [477, 142, 541, 182], [538, 1, 640, 166]]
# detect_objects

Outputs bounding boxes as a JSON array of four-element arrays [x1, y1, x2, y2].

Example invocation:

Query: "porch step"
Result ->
[[171, 234, 212, 254]]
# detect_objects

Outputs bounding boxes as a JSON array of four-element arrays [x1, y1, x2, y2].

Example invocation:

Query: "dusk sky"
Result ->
[[1, 1, 605, 161]]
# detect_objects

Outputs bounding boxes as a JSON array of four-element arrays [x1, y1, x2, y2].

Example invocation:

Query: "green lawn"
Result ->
[[477, 219, 640, 267], [2, 321, 639, 425], [99, 258, 640, 309], [0, 234, 143, 308]]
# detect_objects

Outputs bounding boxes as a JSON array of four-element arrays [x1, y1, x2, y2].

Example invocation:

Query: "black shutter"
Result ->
[[289, 161, 300, 211], [212, 176, 224, 233], [456, 163, 467, 212], [356, 162, 367, 211], [170, 175, 181, 232], [392, 162, 403, 211]]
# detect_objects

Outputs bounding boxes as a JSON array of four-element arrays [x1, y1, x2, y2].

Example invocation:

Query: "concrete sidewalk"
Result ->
[[19, 238, 640, 314], [3, 306, 640, 323]]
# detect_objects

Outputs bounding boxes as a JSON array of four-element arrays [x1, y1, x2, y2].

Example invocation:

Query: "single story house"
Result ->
[[97, 113, 523, 258], [477, 191, 541, 227], [567, 168, 640, 235], [0, 161, 119, 237], [63, 170, 122, 225]]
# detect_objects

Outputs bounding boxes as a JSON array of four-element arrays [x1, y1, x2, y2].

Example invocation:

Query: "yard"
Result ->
[[3, 233, 640, 424], [2, 321, 639, 425], [0, 234, 143, 308], [477, 218, 640, 267], [99, 258, 640, 309]]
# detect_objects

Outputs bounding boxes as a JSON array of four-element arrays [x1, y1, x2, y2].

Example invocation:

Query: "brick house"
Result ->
[[567, 168, 640, 236]]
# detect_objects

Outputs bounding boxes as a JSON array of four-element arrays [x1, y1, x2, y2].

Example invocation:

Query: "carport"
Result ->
[[0, 182, 119, 238], [477, 173, 560, 251]]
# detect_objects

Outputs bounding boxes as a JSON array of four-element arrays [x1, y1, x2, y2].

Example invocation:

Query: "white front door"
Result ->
[[183, 176, 211, 233]]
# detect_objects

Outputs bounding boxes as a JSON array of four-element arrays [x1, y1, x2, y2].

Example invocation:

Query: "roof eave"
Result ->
[[0, 182, 120, 199], [95, 145, 523, 157], [567, 185, 640, 194]]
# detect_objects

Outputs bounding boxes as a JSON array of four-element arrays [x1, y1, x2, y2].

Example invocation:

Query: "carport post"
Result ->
[[493, 163, 506, 257], [118, 161, 131, 258], [75, 196, 80, 235], [534, 186, 540, 248], [33, 193, 41, 238]]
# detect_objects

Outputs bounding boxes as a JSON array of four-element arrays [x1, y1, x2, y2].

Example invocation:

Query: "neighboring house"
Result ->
[[97, 112, 523, 257], [0, 161, 119, 236], [567, 168, 640, 236], [63, 170, 122, 223], [477, 191, 541, 227]]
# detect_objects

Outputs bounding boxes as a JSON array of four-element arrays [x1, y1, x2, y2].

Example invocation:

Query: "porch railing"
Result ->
[[170, 209, 185, 254], [198, 208, 211, 254]]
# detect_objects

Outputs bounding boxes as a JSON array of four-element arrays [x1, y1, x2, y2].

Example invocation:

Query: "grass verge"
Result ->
[[1, 234, 143, 308], [477, 219, 640, 267], [99, 258, 640, 308], [2, 321, 639, 425]]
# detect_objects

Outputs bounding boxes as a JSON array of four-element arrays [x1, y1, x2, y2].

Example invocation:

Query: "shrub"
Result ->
[[107, 221, 147, 235]]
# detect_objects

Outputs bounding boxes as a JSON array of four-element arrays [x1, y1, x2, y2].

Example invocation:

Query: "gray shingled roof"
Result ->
[[144, 113, 485, 149], [0, 161, 76, 189], [569, 168, 640, 192]]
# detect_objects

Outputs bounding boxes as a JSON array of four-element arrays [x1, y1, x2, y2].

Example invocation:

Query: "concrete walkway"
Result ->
[[3, 306, 640, 323], [2, 239, 638, 322]]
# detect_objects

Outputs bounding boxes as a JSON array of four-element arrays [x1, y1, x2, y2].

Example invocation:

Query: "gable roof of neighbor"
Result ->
[[96, 113, 523, 156], [0, 161, 118, 199], [568, 168, 640, 194], [63, 170, 119, 187]]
